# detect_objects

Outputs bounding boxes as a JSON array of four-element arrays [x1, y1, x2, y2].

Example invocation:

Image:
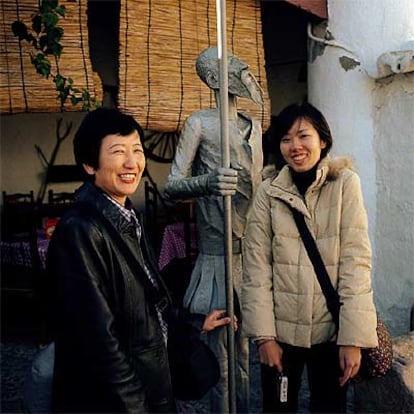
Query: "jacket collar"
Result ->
[[269, 157, 329, 191], [74, 181, 134, 235], [264, 156, 354, 217], [265, 158, 331, 218]]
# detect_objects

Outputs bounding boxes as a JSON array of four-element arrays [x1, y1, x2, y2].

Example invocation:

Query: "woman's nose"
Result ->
[[124, 152, 136, 168], [290, 136, 301, 149]]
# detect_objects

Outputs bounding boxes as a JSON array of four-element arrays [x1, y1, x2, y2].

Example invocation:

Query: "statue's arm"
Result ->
[[165, 174, 210, 200], [164, 115, 239, 200], [164, 116, 210, 200]]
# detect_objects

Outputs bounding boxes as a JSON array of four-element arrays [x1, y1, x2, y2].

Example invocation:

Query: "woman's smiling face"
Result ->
[[280, 117, 326, 173], [83, 130, 146, 205]]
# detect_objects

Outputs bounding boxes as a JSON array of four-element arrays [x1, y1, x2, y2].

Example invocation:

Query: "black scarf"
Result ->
[[290, 163, 319, 196]]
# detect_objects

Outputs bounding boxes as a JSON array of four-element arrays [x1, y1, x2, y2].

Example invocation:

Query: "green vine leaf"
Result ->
[[32, 15, 42, 34], [40, 0, 58, 14], [11, 0, 100, 111], [71, 96, 81, 105], [54, 74, 65, 89], [31, 53, 52, 77], [41, 12, 58, 29], [55, 5, 66, 17], [11, 21, 29, 41]]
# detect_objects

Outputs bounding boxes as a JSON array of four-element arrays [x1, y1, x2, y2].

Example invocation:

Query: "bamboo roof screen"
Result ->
[[0, 0, 102, 114], [119, 0, 270, 133]]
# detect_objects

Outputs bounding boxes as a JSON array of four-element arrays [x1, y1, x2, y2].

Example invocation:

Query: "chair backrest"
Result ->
[[145, 181, 158, 225], [48, 190, 75, 205], [37, 191, 75, 239], [171, 199, 197, 260], [2, 191, 34, 205], [144, 181, 161, 249], [1, 191, 37, 240]]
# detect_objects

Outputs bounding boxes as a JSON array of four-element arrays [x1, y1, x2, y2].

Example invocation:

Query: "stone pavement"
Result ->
[[354, 332, 414, 413], [177, 340, 358, 413], [177, 341, 316, 414], [2, 339, 357, 414]]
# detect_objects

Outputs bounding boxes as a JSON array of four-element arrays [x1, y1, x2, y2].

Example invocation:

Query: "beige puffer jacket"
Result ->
[[242, 157, 378, 348]]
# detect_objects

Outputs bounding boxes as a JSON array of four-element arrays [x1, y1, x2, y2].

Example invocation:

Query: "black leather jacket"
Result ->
[[46, 182, 176, 413]]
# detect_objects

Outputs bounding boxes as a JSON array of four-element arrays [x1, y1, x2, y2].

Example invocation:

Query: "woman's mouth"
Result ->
[[291, 153, 307, 163], [119, 173, 136, 183]]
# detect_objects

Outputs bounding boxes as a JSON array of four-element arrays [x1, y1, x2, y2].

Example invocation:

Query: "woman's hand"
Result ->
[[201, 310, 237, 333], [339, 345, 361, 386], [258, 340, 283, 373]]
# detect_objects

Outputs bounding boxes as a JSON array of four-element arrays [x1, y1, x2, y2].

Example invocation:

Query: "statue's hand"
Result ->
[[207, 167, 238, 196]]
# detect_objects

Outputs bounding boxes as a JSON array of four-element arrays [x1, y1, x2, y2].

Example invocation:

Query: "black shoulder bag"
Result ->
[[288, 205, 392, 381]]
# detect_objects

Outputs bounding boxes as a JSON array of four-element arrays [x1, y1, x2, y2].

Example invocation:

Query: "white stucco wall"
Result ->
[[1, 113, 83, 199], [308, 0, 414, 335], [373, 77, 414, 334]]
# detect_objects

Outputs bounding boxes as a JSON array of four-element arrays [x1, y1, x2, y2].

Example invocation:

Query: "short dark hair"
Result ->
[[270, 102, 333, 170], [73, 108, 144, 170]]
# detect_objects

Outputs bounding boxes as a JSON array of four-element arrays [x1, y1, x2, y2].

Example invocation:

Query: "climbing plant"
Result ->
[[11, 0, 99, 111], [11, 0, 101, 202]]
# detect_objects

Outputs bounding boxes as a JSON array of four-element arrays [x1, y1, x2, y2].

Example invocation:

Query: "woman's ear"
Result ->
[[83, 163, 95, 176]]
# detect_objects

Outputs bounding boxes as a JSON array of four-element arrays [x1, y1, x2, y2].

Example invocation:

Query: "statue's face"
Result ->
[[196, 47, 264, 105], [227, 56, 264, 105]]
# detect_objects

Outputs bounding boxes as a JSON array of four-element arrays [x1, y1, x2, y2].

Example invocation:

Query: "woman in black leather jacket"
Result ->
[[46, 108, 176, 413]]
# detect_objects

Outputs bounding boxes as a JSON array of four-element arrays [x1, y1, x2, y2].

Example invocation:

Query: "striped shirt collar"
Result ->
[[103, 194, 141, 236]]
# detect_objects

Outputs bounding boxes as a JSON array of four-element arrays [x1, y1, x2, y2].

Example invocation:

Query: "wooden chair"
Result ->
[[144, 181, 160, 249], [1, 190, 40, 267], [1, 191, 37, 240], [159, 200, 197, 305], [145, 181, 158, 224], [171, 199, 197, 261], [42, 190, 76, 223], [48, 189, 75, 205], [1, 191, 46, 341], [2, 190, 34, 205]]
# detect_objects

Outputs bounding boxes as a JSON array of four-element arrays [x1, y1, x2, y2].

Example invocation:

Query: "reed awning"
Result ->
[[118, 0, 271, 133], [0, 0, 101, 114], [1, 0, 270, 134]]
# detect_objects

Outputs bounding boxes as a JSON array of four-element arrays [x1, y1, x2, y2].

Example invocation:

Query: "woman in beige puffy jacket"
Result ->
[[242, 102, 378, 413]]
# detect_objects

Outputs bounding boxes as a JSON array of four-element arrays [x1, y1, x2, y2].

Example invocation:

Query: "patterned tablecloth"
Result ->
[[1, 238, 49, 269], [158, 222, 197, 270], [2, 223, 197, 272]]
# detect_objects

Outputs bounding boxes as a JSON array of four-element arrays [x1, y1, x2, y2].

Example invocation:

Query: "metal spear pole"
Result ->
[[216, 0, 236, 412]]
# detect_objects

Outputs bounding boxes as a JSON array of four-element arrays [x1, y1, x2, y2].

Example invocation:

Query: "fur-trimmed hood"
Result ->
[[325, 156, 355, 180], [261, 156, 355, 182]]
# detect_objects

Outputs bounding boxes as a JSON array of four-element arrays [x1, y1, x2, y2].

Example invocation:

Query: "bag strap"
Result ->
[[288, 205, 342, 328]]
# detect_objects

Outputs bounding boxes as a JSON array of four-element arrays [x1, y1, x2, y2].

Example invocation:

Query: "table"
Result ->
[[158, 222, 198, 270], [1, 238, 49, 269], [2, 222, 196, 271]]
